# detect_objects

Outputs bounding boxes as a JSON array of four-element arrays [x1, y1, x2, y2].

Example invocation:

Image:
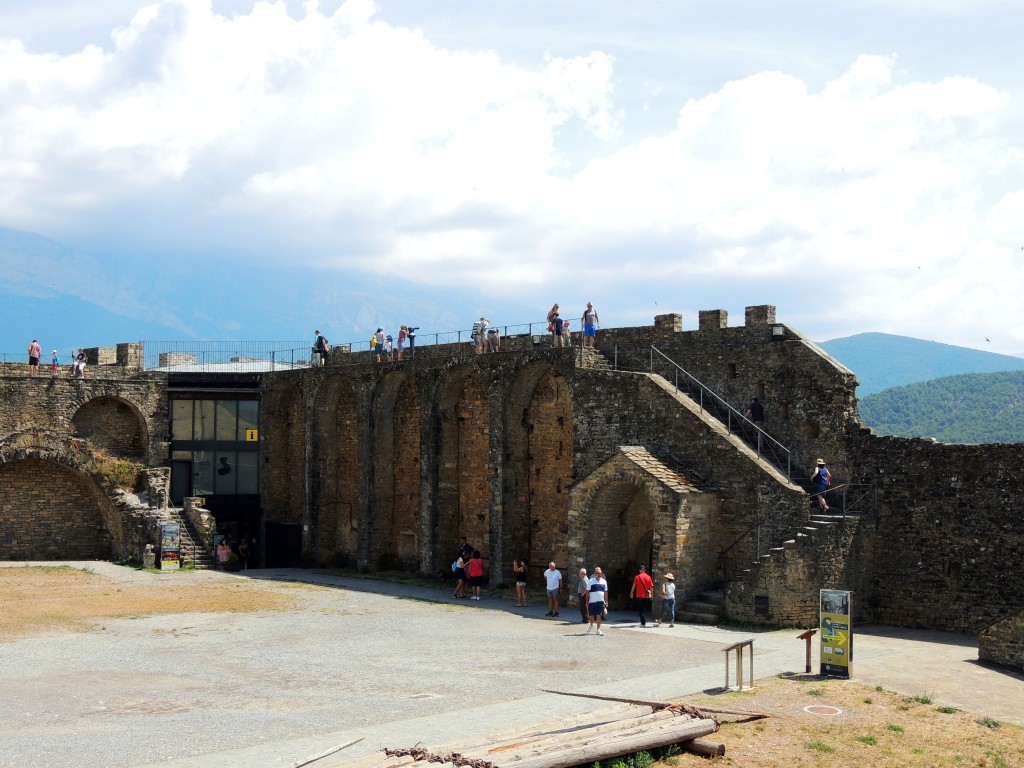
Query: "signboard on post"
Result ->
[[160, 523, 181, 570], [819, 589, 852, 678]]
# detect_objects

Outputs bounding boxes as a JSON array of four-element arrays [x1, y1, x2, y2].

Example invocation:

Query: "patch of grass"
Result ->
[[909, 694, 933, 705], [936, 705, 960, 714], [856, 735, 877, 746], [806, 741, 834, 753], [886, 724, 904, 733], [978, 717, 1002, 728], [807, 688, 824, 697]]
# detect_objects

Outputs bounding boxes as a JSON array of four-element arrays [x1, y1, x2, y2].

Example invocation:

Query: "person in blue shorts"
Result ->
[[582, 303, 600, 348]]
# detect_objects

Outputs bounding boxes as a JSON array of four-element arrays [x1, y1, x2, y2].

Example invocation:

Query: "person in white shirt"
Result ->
[[544, 562, 563, 616], [655, 572, 676, 627], [585, 566, 609, 635]]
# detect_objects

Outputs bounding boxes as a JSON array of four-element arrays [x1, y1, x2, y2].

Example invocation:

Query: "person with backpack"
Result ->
[[312, 330, 329, 367], [811, 458, 831, 511]]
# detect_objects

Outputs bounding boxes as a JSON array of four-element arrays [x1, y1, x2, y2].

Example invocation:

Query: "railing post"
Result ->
[[271, 350, 276, 371]]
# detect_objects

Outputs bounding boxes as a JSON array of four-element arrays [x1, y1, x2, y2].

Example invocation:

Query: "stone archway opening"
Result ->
[[371, 373, 421, 572], [71, 396, 148, 460], [584, 479, 655, 610], [504, 362, 573, 586], [0, 458, 115, 560], [434, 366, 490, 572], [312, 377, 361, 566]]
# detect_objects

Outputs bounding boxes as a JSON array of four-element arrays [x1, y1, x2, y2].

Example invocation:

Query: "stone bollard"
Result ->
[[142, 543, 156, 569]]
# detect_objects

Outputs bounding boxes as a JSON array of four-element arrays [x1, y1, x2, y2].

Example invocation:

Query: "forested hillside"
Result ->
[[819, 332, 1024, 396], [858, 370, 1024, 443]]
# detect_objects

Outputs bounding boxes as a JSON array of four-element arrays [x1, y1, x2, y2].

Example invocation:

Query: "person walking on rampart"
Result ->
[[811, 458, 831, 512], [397, 325, 409, 361], [27, 339, 41, 375], [584, 566, 608, 635], [544, 562, 563, 616], [312, 330, 329, 367], [50, 349, 59, 377], [629, 564, 654, 627], [582, 303, 600, 348]]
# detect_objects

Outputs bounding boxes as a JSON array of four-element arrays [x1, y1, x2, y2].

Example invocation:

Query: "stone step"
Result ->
[[697, 589, 724, 606], [683, 600, 720, 614], [678, 611, 719, 625]]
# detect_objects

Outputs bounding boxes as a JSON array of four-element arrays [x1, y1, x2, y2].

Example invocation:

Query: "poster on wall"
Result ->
[[160, 523, 181, 570], [819, 589, 852, 678]]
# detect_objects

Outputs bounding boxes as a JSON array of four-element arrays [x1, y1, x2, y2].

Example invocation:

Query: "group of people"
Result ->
[[371, 325, 418, 363], [471, 318, 501, 354], [546, 302, 600, 348], [451, 537, 486, 600], [25, 340, 87, 378], [215, 536, 250, 570]]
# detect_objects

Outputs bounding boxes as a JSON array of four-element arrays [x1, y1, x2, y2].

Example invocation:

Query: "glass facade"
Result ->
[[169, 397, 260, 499]]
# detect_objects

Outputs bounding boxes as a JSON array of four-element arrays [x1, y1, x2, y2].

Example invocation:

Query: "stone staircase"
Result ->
[[678, 588, 725, 624], [576, 346, 613, 370], [168, 508, 215, 569]]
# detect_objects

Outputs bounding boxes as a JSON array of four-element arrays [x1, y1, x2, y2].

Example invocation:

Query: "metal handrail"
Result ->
[[610, 344, 792, 480]]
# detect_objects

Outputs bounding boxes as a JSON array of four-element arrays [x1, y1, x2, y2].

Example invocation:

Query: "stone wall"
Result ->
[[979, 614, 1024, 670]]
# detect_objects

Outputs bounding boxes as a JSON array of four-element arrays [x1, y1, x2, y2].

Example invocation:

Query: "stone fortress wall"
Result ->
[[0, 311, 1021, 669]]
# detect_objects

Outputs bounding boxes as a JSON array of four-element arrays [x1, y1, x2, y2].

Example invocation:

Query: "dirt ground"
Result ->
[[3, 566, 1022, 768], [0, 564, 295, 638], [668, 675, 1024, 767]]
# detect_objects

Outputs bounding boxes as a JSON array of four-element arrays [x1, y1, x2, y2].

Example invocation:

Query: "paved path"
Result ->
[[2, 563, 1022, 768]]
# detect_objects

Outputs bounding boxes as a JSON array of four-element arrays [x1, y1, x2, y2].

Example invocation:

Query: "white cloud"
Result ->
[[0, 1, 1022, 352]]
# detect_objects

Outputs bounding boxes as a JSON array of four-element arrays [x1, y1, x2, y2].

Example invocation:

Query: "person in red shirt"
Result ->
[[629, 564, 654, 627]]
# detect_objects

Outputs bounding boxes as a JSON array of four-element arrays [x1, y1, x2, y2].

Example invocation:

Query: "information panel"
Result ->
[[819, 589, 852, 678], [160, 523, 181, 570]]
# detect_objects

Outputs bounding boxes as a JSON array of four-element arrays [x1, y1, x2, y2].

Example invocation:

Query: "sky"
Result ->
[[1, 0, 1023, 359]]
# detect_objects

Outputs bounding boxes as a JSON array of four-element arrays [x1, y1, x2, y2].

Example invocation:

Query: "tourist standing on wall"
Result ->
[[582, 303, 600, 348], [576, 568, 590, 623], [629, 564, 654, 627], [655, 572, 675, 627], [73, 349, 87, 378], [513, 559, 528, 607], [385, 335, 394, 361], [372, 328, 384, 363], [544, 562, 563, 616], [312, 330, 329, 367], [811, 458, 831, 512], [486, 323, 500, 353], [472, 317, 488, 354], [547, 304, 562, 348], [397, 325, 409, 361], [27, 339, 41, 375], [584, 566, 608, 635], [50, 349, 59, 377]]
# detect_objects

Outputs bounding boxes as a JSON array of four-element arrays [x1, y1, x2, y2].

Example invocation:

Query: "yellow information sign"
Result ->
[[820, 589, 852, 678], [245, 429, 259, 441]]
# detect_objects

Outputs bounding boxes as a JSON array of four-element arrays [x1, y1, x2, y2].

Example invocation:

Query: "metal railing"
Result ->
[[608, 344, 792, 480], [142, 341, 312, 372]]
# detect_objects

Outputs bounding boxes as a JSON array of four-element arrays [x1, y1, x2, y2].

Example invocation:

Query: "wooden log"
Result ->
[[682, 738, 725, 758], [502, 717, 719, 768]]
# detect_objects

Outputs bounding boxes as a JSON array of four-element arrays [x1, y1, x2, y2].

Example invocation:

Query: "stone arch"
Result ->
[[71, 396, 148, 460], [580, 474, 656, 609], [311, 376, 360, 565], [0, 457, 116, 560], [261, 378, 305, 525], [503, 361, 573, 583], [370, 372, 421, 571], [433, 365, 491, 570]]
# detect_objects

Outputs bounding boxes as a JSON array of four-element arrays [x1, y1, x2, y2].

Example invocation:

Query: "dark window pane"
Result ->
[[237, 452, 258, 494], [238, 401, 259, 438], [193, 450, 214, 496], [214, 451, 235, 495]]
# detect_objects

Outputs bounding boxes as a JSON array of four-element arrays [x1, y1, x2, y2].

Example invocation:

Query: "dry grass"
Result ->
[[0, 565, 297, 639], [663, 674, 1024, 767]]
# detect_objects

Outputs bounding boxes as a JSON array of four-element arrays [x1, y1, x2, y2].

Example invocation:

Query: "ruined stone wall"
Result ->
[[979, 614, 1024, 671], [0, 459, 114, 559], [0, 373, 168, 465], [852, 433, 1024, 633]]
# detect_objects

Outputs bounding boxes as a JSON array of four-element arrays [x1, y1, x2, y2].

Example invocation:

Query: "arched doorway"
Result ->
[[584, 479, 655, 610]]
